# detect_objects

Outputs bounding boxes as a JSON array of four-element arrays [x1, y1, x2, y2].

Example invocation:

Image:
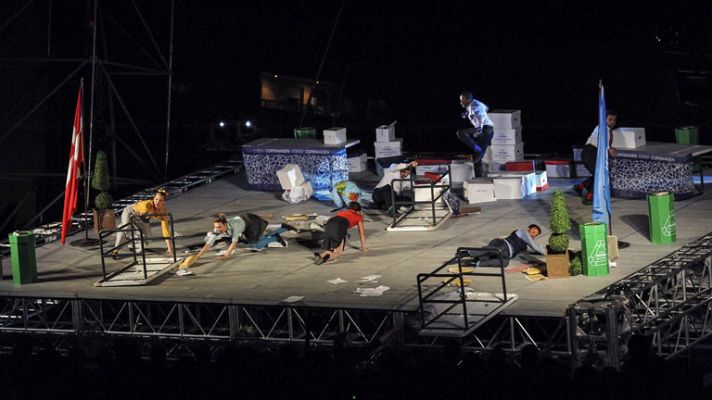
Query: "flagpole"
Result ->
[[71, 0, 101, 247]]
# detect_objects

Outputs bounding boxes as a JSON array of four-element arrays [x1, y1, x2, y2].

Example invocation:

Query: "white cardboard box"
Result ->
[[545, 161, 571, 178], [535, 171, 548, 191], [492, 177, 525, 200], [414, 184, 444, 203], [491, 127, 522, 145], [323, 127, 347, 145], [276, 164, 305, 190], [572, 146, 583, 162], [612, 127, 646, 149], [376, 122, 396, 142], [463, 178, 497, 204], [484, 143, 524, 163], [347, 153, 368, 173], [450, 161, 475, 188], [488, 171, 536, 196], [489, 110, 521, 129], [374, 138, 403, 159], [575, 163, 591, 177]]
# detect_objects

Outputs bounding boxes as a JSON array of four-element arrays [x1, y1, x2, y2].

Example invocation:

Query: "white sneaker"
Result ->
[[176, 269, 193, 276]]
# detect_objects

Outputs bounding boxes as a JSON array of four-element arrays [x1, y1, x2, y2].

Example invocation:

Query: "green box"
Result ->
[[648, 192, 676, 244], [580, 222, 609, 276], [8, 231, 38, 285], [294, 127, 316, 139], [675, 126, 701, 172], [675, 126, 699, 145]]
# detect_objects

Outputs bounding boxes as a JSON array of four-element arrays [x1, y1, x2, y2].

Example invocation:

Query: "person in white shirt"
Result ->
[[457, 91, 494, 177], [372, 161, 418, 216], [574, 109, 617, 205]]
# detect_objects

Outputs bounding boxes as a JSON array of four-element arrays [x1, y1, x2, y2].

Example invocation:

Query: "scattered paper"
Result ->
[[523, 267, 542, 275], [327, 278, 348, 285], [524, 273, 547, 282], [359, 275, 381, 282], [442, 278, 471, 287], [355, 285, 390, 297], [609, 261, 617, 268], [282, 296, 304, 303], [447, 266, 475, 273]]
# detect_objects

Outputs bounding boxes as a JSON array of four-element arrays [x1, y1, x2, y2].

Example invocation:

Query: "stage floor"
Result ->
[[2, 170, 711, 318]]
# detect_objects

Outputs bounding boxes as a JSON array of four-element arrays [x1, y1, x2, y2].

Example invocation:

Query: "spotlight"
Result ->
[[218, 121, 225, 128], [244, 120, 252, 128]]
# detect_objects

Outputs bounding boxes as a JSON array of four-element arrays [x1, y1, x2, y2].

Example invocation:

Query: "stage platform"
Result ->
[[2, 169, 711, 322]]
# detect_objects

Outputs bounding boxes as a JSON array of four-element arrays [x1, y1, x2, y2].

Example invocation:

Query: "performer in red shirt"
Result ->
[[315, 202, 367, 265]]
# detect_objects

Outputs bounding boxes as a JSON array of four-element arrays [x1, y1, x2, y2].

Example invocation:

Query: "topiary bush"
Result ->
[[549, 233, 570, 253], [548, 190, 571, 254], [570, 254, 583, 276], [91, 151, 112, 210]]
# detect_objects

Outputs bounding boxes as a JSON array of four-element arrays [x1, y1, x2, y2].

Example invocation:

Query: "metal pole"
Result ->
[[163, 0, 175, 180], [84, 0, 99, 239]]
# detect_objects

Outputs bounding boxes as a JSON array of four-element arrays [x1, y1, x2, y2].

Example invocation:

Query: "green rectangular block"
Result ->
[[294, 127, 316, 139], [648, 192, 676, 244], [580, 222, 609, 276], [9, 231, 38, 285], [675, 126, 699, 145], [675, 127, 701, 172]]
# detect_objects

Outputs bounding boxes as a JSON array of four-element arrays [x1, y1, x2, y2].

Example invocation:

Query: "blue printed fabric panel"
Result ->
[[243, 149, 349, 191], [610, 157, 694, 198]]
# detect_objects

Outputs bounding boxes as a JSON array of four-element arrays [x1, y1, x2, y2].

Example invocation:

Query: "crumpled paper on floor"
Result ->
[[355, 285, 390, 297]]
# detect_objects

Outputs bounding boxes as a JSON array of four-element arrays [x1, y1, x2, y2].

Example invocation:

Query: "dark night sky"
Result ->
[[1, 1, 711, 232]]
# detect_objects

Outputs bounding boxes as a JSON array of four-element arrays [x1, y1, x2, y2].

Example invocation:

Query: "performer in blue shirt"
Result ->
[[461, 224, 545, 267], [457, 91, 495, 177]]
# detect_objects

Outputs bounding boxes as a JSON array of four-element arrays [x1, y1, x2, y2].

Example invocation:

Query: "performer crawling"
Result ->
[[314, 202, 368, 265], [178, 213, 290, 272]]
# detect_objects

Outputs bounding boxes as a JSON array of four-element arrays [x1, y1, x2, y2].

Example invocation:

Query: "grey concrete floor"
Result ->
[[1, 171, 711, 318]]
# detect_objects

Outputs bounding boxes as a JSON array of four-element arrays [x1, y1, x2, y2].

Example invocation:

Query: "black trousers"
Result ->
[[580, 144, 598, 191], [456, 125, 494, 177], [372, 184, 410, 210], [322, 216, 349, 251]]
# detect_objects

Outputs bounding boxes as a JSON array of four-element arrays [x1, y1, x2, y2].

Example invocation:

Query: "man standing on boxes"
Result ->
[[574, 109, 617, 205], [457, 91, 494, 177]]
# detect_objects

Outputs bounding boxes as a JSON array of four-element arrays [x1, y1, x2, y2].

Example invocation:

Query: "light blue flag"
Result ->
[[592, 82, 612, 232]]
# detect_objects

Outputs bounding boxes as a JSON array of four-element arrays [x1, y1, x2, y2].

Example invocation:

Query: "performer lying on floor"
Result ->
[[315, 202, 367, 265], [461, 224, 545, 267], [372, 160, 418, 217], [184, 213, 289, 266]]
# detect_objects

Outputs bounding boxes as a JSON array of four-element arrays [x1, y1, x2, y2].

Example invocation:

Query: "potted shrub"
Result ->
[[91, 151, 116, 233], [546, 190, 570, 278]]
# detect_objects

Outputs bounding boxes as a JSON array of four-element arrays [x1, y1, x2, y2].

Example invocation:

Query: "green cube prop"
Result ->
[[294, 127, 316, 139], [8, 231, 38, 285], [580, 222, 609, 276], [648, 192, 676, 244], [675, 126, 700, 172]]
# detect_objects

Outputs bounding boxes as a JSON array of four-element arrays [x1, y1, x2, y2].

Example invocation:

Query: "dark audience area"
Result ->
[[1, 334, 710, 400]]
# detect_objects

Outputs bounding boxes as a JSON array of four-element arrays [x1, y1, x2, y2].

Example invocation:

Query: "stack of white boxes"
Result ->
[[323, 127, 347, 145], [484, 110, 524, 172], [276, 164, 313, 197], [374, 122, 404, 176]]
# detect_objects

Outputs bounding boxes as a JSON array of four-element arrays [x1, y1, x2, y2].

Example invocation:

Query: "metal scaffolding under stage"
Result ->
[[568, 231, 712, 367]]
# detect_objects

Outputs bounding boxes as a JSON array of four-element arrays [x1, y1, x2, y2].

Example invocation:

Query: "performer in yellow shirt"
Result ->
[[112, 189, 174, 257]]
